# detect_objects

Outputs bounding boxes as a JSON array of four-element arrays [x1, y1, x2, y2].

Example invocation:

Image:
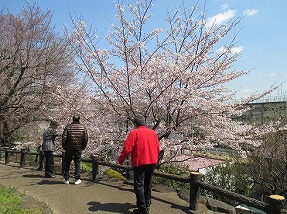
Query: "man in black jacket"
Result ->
[[62, 115, 88, 184]]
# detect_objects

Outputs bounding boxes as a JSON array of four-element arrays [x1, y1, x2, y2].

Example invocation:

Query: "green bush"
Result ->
[[153, 163, 190, 190], [202, 161, 255, 206], [81, 162, 93, 172], [104, 168, 126, 180]]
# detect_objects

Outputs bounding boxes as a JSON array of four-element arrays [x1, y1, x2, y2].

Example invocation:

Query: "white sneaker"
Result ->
[[63, 178, 69, 184], [75, 179, 81, 185]]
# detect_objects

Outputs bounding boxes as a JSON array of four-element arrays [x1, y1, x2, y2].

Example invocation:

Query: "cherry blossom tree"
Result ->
[[66, 0, 275, 156], [46, 83, 125, 156], [0, 4, 75, 146]]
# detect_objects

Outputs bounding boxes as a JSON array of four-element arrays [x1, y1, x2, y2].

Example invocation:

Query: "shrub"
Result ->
[[153, 163, 190, 190], [201, 161, 255, 206], [104, 168, 126, 180]]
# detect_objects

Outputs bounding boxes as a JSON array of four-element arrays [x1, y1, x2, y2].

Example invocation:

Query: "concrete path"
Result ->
[[0, 163, 197, 214]]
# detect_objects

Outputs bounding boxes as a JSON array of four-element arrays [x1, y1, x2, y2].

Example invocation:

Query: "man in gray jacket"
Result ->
[[42, 120, 59, 178], [62, 115, 88, 185]]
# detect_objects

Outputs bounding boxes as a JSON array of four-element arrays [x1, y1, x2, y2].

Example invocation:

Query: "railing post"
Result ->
[[20, 149, 26, 167], [38, 151, 44, 170], [92, 155, 99, 182], [189, 171, 200, 210], [61, 151, 65, 175], [125, 160, 131, 180], [4, 148, 10, 165], [267, 195, 285, 214]]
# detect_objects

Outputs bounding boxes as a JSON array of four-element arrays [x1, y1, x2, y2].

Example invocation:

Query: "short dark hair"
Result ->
[[133, 115, 145, 126], [72, 115, 80, 122], [50, 120, 58, 127]]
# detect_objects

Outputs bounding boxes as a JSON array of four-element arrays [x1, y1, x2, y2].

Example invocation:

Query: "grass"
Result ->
[[80, 161, 93, 171], [80, 162, 126, 181], [104, 168, 126, 180], [0, 185, 45, 214]]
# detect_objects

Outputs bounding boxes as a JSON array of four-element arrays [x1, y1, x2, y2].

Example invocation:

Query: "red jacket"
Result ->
[[118, 126, 160, 167]]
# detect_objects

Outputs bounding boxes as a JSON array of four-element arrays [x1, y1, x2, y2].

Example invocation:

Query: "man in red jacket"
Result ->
[[119, 115, 160, 214]]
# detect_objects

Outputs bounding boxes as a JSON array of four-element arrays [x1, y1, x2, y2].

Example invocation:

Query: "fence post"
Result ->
[[125, 160, 131, 180], [61, 151, 65, 175], [20, 149, 26, 167], [189, 171, 200, 210], [92, 155, 99, 182], [4, 148, 10, 165], [267, 195, 285, 214]]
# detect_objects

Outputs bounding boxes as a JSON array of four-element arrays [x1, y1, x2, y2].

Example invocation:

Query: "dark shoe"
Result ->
[[133, 209, 148, 214], [37, 167, 43, 171], [45, 174, 55, 178]]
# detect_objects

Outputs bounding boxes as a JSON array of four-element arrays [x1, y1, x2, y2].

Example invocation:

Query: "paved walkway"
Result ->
[[0, 163, 199, 214]]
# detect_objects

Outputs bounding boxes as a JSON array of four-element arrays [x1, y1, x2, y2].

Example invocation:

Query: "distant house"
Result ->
[[172, 154, 224, 174]]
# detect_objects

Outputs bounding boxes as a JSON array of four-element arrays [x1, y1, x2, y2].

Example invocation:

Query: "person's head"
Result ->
[[50, 120, 58, 129], [72, 115, 80, 123], [133, 115, 146, 127]]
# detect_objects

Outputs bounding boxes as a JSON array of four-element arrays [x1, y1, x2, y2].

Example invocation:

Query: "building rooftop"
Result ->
[[172, 154, 224, 173]]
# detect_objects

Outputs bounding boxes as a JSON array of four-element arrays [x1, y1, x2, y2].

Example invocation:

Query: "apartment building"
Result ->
[[236, 96, 287, 125]]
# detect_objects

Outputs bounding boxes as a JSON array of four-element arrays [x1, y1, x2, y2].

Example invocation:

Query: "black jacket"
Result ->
[[62, 122, 88, 150]]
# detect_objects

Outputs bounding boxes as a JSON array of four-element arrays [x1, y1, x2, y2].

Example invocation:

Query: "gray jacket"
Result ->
[[42, 127, 58, 151]]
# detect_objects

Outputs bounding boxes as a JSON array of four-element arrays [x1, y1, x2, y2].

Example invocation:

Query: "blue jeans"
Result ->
[[133, 164, 155, 213], [63, 150, 82, 180]]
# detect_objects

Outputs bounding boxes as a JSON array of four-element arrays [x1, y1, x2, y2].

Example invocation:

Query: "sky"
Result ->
[[1, 0, 287, 100]]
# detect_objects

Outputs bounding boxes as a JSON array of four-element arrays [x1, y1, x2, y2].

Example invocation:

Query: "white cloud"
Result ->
[[206, 10, 236, 28], [221, 3, 228, 10], [268, 72, 277, 77], [217, 46, 243, 54], [230, 47, 243, 54], [243, 9, 258, 16]]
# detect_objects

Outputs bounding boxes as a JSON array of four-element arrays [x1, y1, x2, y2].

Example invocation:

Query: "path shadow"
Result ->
[[97, 181, 192, 213], [151, 195, 193, 213], [87, 201, 135, 213], [36, 179, 64, 185], [21, 171, 64, 185], [23, 174, 43, 178], [98, 181, 134, 193]]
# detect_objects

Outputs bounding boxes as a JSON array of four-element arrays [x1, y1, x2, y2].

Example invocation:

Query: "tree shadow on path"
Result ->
[[87, 201, 135, 213], [36, 179, 63, 185], [23, 174, 44, 178], [151, 195, 194, 213], [22, 172, 64, 185]]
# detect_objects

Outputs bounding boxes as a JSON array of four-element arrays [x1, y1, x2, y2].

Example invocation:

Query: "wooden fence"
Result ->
[[0, 147, 286, 214]]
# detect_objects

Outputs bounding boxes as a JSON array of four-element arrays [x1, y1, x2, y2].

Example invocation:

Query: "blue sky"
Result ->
[[1, 0, 287, 99]]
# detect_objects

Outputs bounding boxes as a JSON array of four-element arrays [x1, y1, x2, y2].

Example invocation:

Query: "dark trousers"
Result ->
[[44, 151, 54, 175], [38, 151, 44, 169], [63, 150, 82, 180], [35, 150, 45, 170], [133, 164, 155, 214]]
